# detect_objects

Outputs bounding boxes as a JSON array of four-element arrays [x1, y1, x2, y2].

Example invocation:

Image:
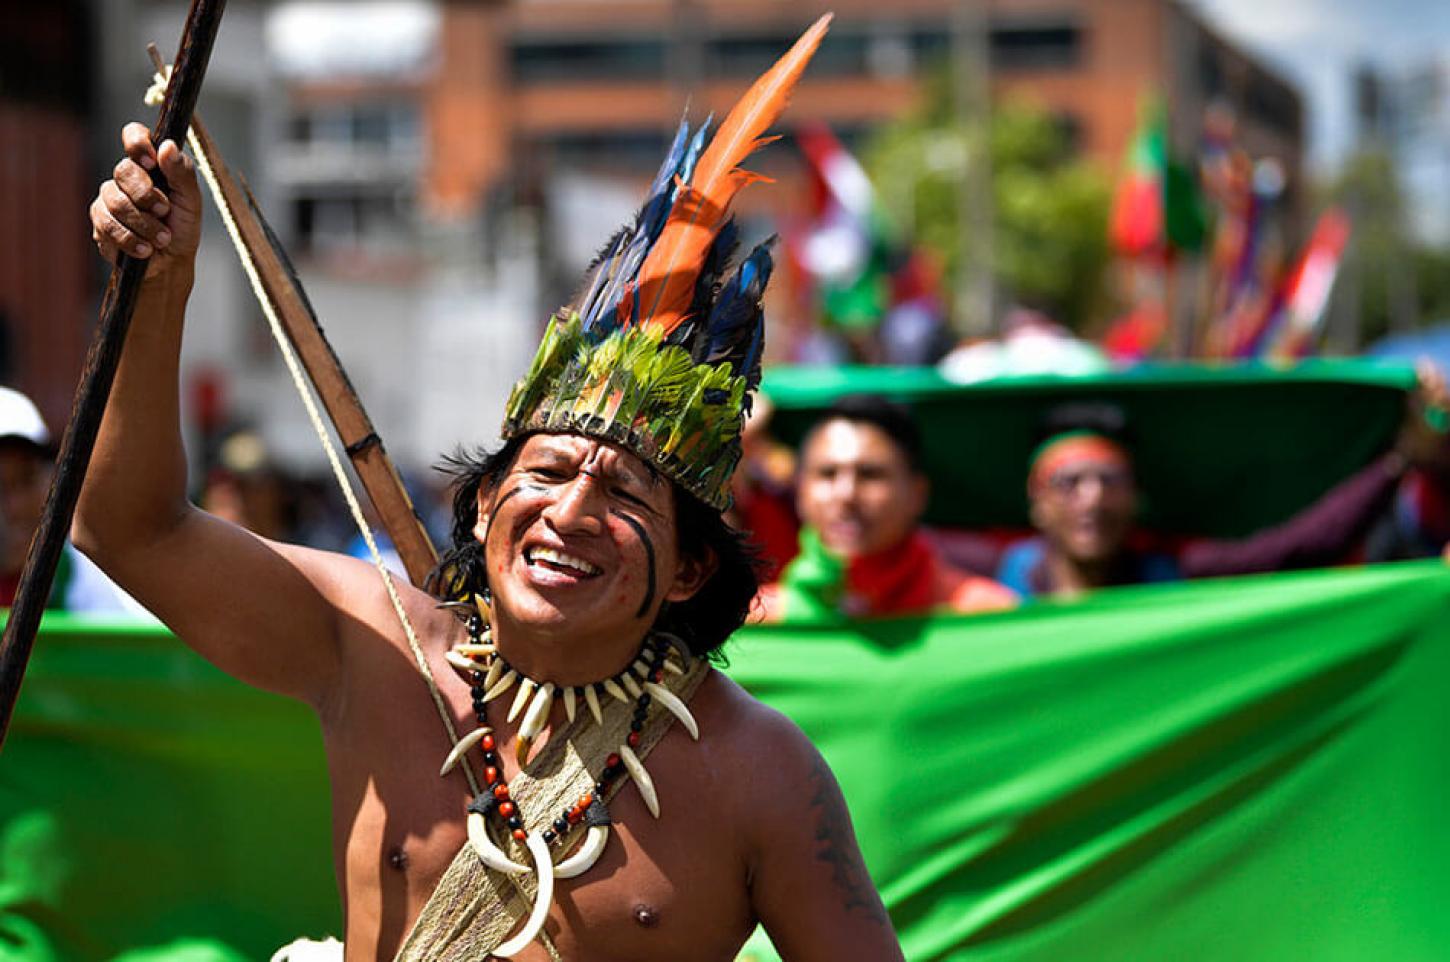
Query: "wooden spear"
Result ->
[[0, 0, 229, 749], [145, 45, 439, 587]]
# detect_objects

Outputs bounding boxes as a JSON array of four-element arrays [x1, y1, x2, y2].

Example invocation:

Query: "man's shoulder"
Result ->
[[690, 673, 817, 766], [936, 559, 1020, 613]]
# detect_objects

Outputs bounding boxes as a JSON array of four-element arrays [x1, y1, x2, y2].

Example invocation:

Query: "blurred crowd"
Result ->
[[7, 359, 1448, 622]]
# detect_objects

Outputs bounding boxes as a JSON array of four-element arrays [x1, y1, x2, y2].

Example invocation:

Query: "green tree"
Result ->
[[865, 89, 1112, 333], [1327, 149, 1450, 345]]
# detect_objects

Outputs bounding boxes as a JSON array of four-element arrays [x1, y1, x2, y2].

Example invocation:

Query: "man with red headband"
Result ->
[[999, 401, 1444, 598]]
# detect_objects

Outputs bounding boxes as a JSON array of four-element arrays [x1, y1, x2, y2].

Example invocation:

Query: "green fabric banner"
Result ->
[[5, 561, 1450, 959], [733, 561, 1450, 960], [761, 361, 1416, 536]]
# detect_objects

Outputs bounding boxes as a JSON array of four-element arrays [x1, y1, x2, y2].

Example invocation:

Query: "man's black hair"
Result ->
[[1034, 401, 1135, 450], [804, 393, 926, 473], [426, 434, 759, 662]]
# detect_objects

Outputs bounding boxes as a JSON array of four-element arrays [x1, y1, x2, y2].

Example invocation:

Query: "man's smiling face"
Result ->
[[475, 433, 708, 652]]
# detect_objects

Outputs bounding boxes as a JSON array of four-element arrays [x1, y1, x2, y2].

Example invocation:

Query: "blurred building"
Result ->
[[79, 0, 1303, 486], [1356, 59, 1450, 247], [0, 3, 95, 429], [419, 0, 1304, 223]]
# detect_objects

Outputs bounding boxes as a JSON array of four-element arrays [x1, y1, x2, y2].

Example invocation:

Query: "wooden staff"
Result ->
[[145, 45, 439, 588], [0, 0, 230, 749]]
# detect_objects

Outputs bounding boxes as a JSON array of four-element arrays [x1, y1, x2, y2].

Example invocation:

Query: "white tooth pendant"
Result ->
[[516, 683, 555, 766], [619, 744, 660, 818], [491, 833, 555, 957], [562, 686, 577, 724], [454, 643, 497, 657], [472, 593, 491, 625], [663, 659, 685, 677], [483, 657, 506, 691], [440, 726, 494, 776], [620, 673, 643, 699], [483, 669, 518, 702], [632, 659, 651, 680], [583, 685, 603, 724], [445, 649, 481, 673], [643, 682, 699, 740], [554, 823, 610, 879], [602, 678, 630, 703], [507, 677, 538, 723], [466, 811, 529, 874]]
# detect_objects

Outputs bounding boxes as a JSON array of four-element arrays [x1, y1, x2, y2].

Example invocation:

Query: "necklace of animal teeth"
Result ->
[[437, 598, 697, 957]]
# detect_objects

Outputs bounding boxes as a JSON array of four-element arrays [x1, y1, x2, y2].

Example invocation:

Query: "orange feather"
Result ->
[[629, 13, 832, 333]]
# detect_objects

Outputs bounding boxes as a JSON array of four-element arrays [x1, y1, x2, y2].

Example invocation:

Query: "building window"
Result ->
[[710, 30, 870, 78], [291, 189, 416, 257], [909, 20, 1082, 72], [510, 38, 667, 83], [538, 129, 673, 169], [992, 23, 1082, 69]]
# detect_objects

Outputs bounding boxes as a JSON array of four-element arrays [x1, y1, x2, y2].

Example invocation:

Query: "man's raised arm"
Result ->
[[77, 123, 358, 708]]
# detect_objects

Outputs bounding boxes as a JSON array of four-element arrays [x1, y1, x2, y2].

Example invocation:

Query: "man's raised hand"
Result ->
[[90, 122, 202, 279]]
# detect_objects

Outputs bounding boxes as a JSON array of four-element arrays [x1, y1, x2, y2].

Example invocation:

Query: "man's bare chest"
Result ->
[[351, 801, 753, 961], [326, 654, 752, 959]]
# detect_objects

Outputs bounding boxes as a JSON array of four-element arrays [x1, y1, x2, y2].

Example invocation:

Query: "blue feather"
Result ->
[[582, 118, 691, 332], [678, 116, 713, 190], [589, 117, 707, 330], [697, 239, 774, 386]]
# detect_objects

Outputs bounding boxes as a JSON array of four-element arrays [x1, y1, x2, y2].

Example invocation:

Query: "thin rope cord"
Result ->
[[154, 75, 564, 959], [148, 74, 480, 799]]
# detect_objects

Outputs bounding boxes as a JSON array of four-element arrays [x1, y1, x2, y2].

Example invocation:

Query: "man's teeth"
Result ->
[[527, 546, 602, 575]]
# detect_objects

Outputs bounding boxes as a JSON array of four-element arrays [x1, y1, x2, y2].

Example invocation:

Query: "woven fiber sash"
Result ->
[[395, 659, 710, 960]]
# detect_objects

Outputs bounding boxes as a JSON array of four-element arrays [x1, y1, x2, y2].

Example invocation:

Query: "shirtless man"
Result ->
[[80, 31, 902, 961]]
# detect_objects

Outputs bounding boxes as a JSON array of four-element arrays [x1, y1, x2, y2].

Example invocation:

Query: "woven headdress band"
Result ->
[[502, 15, 832, 510]]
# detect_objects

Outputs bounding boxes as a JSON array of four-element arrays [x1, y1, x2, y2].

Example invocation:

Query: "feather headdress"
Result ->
[[502, 14, 830, 509]]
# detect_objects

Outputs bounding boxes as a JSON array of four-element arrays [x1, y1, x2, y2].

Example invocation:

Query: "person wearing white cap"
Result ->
[[0, 386, 149, 617]]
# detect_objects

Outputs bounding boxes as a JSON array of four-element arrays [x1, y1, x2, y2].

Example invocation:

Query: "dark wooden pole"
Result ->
[[0, 0, 228, 749], [146, 44, 439, 586]]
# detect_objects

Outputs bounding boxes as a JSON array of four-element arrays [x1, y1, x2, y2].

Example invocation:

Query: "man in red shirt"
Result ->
[[758, 395, 1017, 621]]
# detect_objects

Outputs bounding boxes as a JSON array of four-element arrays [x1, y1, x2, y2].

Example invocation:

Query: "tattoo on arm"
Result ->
[[808, 753, 891, 928]]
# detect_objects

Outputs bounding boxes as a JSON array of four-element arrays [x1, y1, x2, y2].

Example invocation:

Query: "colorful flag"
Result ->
[[791, 123, 948, 363], [1110, 101, 1206, 259], [793, 122, 893, 332], [1262, 208, 1352, 359]]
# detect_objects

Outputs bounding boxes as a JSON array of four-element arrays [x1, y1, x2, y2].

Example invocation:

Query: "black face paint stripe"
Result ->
[[483, 484, 538, 543], [611, 509, 657, 619]]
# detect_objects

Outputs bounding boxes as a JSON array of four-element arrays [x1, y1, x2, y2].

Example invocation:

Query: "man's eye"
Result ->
[[530, 467, 568, 481], [613, 487, 648, 508]]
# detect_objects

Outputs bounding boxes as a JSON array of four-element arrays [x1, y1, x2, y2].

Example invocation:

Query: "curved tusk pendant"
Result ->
[[466, 812, 529, 874], [643, 681, 698, 740], [553, 824, 609, 879], [515, 683, 555, 766], [507, 678, 537, 722], [440, 726, 494, 776], [473, 593, 491, 625], [483, 669, 518, 702], [446, 650, 483, 674], [483, 657, 506, 691], [491, 833, 555, 957], [619, 744, 660, 818], [663, 658, 685, 677], [454, 643, 497, 657], [620, 673, 643, 699], [602, 678, 630, 703], [562, 686, 577, 724], [583, 685, 603, 724]]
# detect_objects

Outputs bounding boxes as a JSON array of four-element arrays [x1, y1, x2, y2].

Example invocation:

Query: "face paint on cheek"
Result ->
[[483, 484, 541, 544], [610, 510, 656, 619]]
